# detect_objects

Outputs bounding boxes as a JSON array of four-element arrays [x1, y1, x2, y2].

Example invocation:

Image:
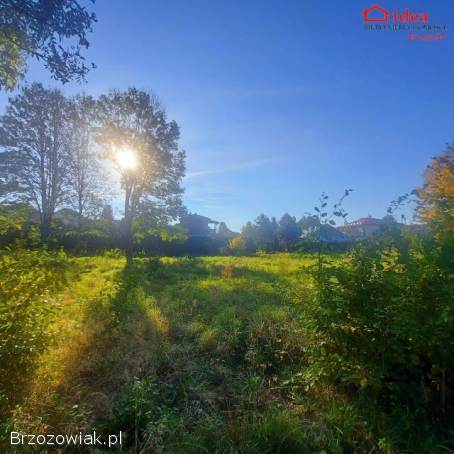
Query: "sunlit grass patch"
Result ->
[[2, 250, 451, 453]]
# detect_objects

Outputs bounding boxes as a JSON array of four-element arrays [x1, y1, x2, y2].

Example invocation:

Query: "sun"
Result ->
[[115, 148, 137, 171]]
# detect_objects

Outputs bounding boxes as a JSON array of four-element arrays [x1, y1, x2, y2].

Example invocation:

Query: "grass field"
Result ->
[[1, 252, 452, 453]]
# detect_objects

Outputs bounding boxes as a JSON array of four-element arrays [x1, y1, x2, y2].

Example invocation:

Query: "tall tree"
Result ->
[[240, 221, 257, 253], [0, 83, 72, 240], [277, 213, 300, 250], [0, 0, 96, 91], [67, 94, 106, 228], [248, 214, 276, 252], [99, 203, 114, 225], [96, 88, 186, 262], [217, 221, 234, 238], [417, 144, 454, 239]]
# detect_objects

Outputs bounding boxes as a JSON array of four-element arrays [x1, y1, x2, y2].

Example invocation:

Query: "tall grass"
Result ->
[[0, 248, 68, 412], [0, 247, 452, 453]]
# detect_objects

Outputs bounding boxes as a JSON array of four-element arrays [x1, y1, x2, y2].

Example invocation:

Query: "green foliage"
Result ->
[[96, 87, 186, 262], [134, 223, 188, 243], [0, 0, 96, 90], [225, 234, 246, 255], [277, 213, 301, 250], [66, 93, 107, 221], [0, 31, 25, 91], [0, 84, 187, 255], [0, 203, 37, 243], [302, 190, 352, 271], [417, 144, 454, 240], [102, 248, 124, 259], [234, 197, 352, 256], [241, 214, 278, 252], [0, 83, 73, 242], [301, 232, 454, 417], [1, 250, 452, 452], [0, 247, 68, 412]]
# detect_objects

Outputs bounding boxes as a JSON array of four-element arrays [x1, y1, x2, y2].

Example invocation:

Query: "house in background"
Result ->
[[178, 213, 237, 239], [339, 215, 429, 240], [216, 221, 237, 240], [178, 213, 219, 238], [317, 224, 352, 244], [340, 216, 385, 239], [299, 215, 352, 246], [175, 213, 237, 255]]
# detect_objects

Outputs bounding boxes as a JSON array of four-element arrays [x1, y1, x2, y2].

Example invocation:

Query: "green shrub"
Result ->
[[301, 232, 454, 430], [102, 248, 124, 259], [0, 247, 68, 412]]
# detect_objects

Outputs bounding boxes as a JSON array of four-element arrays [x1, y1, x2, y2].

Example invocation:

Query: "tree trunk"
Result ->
[[124, 186, 134, 265], [78, 197, 83, 231], [40, 214, 52, 244], [441, 368, 446, 414], [124, 214, 133, 265]]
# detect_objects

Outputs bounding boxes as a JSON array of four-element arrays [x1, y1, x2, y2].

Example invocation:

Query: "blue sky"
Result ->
[[1, 0, 453, 231]]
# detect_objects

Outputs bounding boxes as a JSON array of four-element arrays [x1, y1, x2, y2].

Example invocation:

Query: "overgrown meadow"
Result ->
[[1, 2, 453, 453], [1, 231, 453, 453]]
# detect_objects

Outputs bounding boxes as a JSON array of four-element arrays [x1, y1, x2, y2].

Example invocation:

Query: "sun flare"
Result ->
[[115, 148, 137, 171]]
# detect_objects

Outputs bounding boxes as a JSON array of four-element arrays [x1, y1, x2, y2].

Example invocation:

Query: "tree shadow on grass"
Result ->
[[7, 257, 307, 452], [8, 262, 170, 437]]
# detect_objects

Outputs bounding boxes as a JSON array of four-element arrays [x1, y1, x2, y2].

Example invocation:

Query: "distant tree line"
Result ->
[[226, 189, 352, 255], [227, 213, 300, 254], [1, 91, 452, 259], [227, 145, 453, 256]]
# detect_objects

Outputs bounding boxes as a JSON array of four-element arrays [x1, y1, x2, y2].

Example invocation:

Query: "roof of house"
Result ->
[[348, 217, 383, 226], [301, 223, 352, 243], [319, 225, 352, 243], [181, 213, 219, 224]]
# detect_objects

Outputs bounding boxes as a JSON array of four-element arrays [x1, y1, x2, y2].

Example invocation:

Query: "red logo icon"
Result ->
[[362, 5, 429, 23], [363, 5, 389, 22]]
